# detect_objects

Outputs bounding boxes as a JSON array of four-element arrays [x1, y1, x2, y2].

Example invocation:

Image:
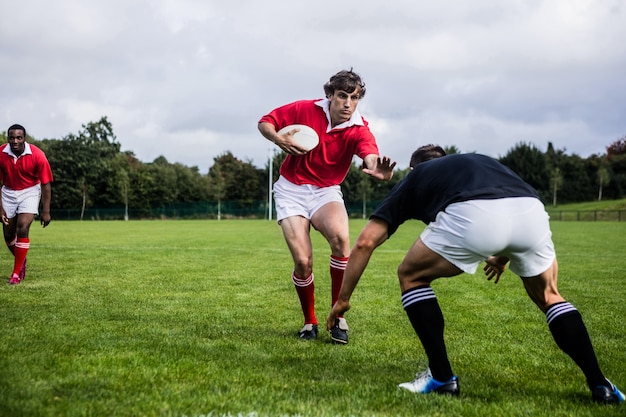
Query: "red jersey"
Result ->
[[259, 99, 379, 187], [0, 143, 54, 190]]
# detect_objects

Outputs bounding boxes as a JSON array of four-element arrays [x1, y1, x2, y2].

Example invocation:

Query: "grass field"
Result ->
[[1, 219, 625, 417]]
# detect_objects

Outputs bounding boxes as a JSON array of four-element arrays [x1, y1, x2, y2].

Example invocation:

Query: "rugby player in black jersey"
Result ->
[[327, 145, 623, 404]]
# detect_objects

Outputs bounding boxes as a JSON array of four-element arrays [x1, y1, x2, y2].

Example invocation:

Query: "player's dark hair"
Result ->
[[410, 144, 446, 168], [323, 68, 366, 99], [7, 124, 27, 138]]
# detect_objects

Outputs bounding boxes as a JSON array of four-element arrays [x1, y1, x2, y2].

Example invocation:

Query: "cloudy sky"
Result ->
[[2, 0, 624, 172]]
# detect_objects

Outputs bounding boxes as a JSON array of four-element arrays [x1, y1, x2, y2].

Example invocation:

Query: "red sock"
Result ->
[[292, 271, 317, 325], [330, 255, 349, 310], [13, 237, 29, 276]]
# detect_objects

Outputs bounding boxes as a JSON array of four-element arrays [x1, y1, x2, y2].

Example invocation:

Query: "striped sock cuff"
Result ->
[[330, 255, 348, 270], [545, 302, 578, 325], [401, 286, 436, 309], [292, 272, 314, 287], [15, 241, 30, 250]]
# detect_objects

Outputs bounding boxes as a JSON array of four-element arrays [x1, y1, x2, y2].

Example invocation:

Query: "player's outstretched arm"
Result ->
[[362, 155, 396, 181], [484, 255, 510, 284]]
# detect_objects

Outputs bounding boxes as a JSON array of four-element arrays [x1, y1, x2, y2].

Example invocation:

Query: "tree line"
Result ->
[[2, 117, 625, 219]]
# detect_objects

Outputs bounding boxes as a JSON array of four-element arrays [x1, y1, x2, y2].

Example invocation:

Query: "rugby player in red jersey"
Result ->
[[258, 69, 395, 343], [0, 124, 54, 285]]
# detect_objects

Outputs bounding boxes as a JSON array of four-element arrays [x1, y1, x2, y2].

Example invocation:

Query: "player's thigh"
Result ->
[[521, 258, 564, 312], [419, 205, 498, 274], [1, 188, 18, 219], [398, 238, 463, 291], [311, 202, 350, 255], [16, 213, 36, 237], [280, 216, 314, 267]]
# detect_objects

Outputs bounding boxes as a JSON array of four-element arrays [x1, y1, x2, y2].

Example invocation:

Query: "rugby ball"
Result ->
[[277, 124, 319, 151]]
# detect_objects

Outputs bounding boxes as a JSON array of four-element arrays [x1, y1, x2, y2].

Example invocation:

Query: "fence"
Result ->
[[546, 210, 625, 222], [50, 201, 268, 221], [50, 203, 625, 221]]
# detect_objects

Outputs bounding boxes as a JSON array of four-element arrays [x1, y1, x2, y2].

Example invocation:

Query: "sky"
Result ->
[[2, 0, 625, 172]]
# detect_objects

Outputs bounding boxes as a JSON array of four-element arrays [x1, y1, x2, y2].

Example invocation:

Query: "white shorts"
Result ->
[[420, 197, 555, 277], [2, 184, 42, 218], [273, 176, 345, 222]]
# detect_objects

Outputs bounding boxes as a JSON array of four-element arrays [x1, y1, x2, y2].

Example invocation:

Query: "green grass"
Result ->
[[1, 219, 625, 417]]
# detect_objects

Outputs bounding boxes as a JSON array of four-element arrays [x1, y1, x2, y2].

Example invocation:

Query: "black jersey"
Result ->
[[371, 153, 540, 237]]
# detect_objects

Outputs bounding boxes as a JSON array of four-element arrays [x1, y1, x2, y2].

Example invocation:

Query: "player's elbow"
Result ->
[[363, 154, 378, 169]]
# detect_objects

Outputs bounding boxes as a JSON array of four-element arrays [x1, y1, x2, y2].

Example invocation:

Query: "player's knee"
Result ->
[[293, 257, 313, 275], [523, 282, 563, 313], [327, 234, 350, 254], [16, 221, 33, 236], [397, 262, 419, 285]]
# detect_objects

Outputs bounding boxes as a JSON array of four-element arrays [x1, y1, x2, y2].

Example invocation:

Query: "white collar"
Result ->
[[3, 142, 33, 159], [315, 98, 365, 133]]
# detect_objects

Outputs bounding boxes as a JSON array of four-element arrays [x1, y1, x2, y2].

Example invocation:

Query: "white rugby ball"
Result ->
[[277, 124, 319, 151]]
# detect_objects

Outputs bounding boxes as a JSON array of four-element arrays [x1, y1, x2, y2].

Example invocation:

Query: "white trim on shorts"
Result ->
[[1, 184, 42, 218], [420, 197, 555, 277], [273, 176, 345, 223]]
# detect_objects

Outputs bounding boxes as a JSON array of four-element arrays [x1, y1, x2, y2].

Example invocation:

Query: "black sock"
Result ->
[[401, 285, 453, 382], [546, 302, 607, 389]]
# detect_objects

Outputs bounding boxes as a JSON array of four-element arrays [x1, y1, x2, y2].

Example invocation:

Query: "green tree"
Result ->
[[207, 159, 226, 220], [79, 117, 123, 207], [207, 152, 265, 217], [499, 142, 550, 202], [148, 156, 178, 206], [443, 145, 461, 155], [170, 162, 209, 203], [126, 160, 158, 216], [36, 138, 75, 209], [265, 150, 286, 220], [597, 165, 610, 201], [607, 136, 626, 157], [546, 143, 564, 206], [605, 136, 626, 199], [41, 117, 122, 218], [356, 173, 373, 219], [267, 150, 286, 185], [106, 151, 136, 219], [550, 167, 563, 206], [559, 154, 595, 203]]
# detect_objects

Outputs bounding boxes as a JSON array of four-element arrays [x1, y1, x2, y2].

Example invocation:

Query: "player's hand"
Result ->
[[326, 299, 351, 331], [363, 156, 396, 181], [483, 256, 509, 284], [275, 128, 309, 156], [40, 213, 52, 228], [0, 209, 8, 226]]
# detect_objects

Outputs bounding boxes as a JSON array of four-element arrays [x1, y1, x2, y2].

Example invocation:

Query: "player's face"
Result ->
[[328, 88, 361, 127], [7, 129, 26, 155]]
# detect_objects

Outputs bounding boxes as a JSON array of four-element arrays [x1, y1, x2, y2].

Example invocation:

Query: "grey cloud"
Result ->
[[1, 0, 624, 172]]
